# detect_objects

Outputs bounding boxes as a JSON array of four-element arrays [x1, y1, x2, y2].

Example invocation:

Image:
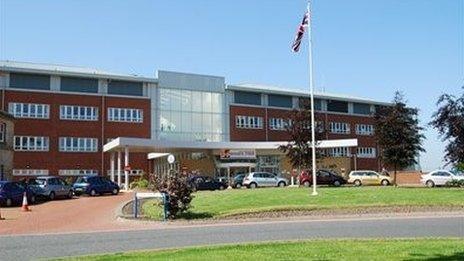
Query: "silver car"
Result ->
[[28, 176, 74, 200], [243, 172, 288, 188]]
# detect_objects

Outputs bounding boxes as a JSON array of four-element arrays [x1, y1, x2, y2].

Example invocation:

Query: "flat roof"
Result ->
[[103, 137, 358, 153]]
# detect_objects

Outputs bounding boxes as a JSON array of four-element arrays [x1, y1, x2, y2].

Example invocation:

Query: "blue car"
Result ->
[[72, 176, 120, 196], [0, 181, 36, 207]]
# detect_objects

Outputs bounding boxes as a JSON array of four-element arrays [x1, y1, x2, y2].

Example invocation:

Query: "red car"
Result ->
[[299, 169, 347, 187]]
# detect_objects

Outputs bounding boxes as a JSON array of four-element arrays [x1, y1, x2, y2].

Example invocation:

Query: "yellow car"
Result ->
[[348, 170, 392, 186]]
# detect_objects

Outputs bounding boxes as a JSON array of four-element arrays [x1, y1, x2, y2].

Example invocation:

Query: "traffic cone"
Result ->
[[0, 207, 4, 220], [21, 192, 31, 212]]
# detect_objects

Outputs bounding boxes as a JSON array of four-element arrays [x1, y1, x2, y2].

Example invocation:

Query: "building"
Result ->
[[0, 61, 390, 186], [0, 110, 15, 181]]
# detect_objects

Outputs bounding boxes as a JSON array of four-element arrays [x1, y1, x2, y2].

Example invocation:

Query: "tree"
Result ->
[[374, 92, 425, 185], [430, 89, 464, 169], [279, 101, 326, 172]]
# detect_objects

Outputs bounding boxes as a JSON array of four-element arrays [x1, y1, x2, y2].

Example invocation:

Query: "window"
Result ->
[[353, 103, 372, 115], [13, 169, 49, 176], [59, 137, 98, 152], [269, 118, 290, 131], [299, 98, 322, 111], [61, 77, 98, 93], [108, 108, 143, 123], [329, 122, 350, 134], [59, 169, 98, 176], [327, 100, 348, 113], [0, 122, 5, 143], [234, 91, 261, 105], [357, 147, 376, 158], [108, 80, 143, 96], [356, 124, 374, 135], [8, 103, 49, 119], [9, 73, 50, 90], [107, 169, 143, 176], [327, 147, 351, 157], [268, 94, 292, 108], [235, 115, 263, 129], [60, 105, 98, 121], [14, 136, 49, 151]]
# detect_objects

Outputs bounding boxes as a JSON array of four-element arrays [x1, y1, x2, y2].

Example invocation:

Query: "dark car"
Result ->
[[0, 181, 36, 207], [299, 169, 346, 187], [73, 176, 119, 196], [188, 176, 227, 191], [232, 174, 246, 188]]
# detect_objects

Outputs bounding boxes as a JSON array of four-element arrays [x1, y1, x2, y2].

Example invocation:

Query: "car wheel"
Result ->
[[249, 182, 257, 189], [49, 191, 55, 200], [67, 190, 74, 199], [354, 179, 362, 186], [278, 181, 286, 187], [111, 188, 119, 195], [302, 181, 310, 187], [381, 179, 390, 186], [426, 180, 435, 188], [90, 189, 97, 196], [219, 185, 226, 190], [6, 198, 12, 207], [236, 183, 242, 189], [29, 195, 36, 204], [333, 180, 341, 187]]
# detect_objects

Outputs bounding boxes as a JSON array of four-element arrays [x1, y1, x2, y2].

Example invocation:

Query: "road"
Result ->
[[1, 215, 463, 260]]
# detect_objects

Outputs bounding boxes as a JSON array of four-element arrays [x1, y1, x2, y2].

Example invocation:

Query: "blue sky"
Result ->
[[0, 0, 462, 171]]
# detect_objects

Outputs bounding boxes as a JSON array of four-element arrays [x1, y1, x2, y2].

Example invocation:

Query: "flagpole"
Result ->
[[307, 1, 318, 196]]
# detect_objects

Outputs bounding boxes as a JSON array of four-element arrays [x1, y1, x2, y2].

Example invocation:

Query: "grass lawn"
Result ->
[[143, 187, 464, 220], [60, 238, 464, 260]]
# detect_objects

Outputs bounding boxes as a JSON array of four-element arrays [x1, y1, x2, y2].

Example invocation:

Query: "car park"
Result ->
[[188, 176, 227, 191], [242, 172, 288, 188], [421, 170, 464, 187], [28, 176, 74, 200], [0, 181, 36, 207], [299, 169, 346, 187], [232, 174, 246, 188], [348, 170, 392, 186], [73, 176, 119, 196]]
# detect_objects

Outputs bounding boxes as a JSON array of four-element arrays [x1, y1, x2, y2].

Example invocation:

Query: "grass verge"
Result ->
[[58, 238, 464, 260]]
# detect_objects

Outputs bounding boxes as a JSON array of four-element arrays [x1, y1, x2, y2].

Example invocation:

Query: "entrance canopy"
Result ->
[[103, 137, 358, 154]]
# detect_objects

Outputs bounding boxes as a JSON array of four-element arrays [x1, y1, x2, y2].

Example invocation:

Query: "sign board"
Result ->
[[135, 192, 164, 199], [167, 154, 175, 164], [220, 149, 256, 159]]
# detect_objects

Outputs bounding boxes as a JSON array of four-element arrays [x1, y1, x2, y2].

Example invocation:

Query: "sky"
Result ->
[[0, 0, 462, 171]]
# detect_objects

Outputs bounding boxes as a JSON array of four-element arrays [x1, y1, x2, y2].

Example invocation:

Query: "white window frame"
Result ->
[[356, 124, 374, 136], [107, 169, 143, 176], [357, 147, 377, 158], [108, 107, 143, 123], [0, 122, 5, 143], [59, 169, 98, 176], [327, 147, 351, 157], [329, 122, 350, 134], [59, 137, 98, 152], [235, 115, 263, 129], [60, 105, 98, 121], [13, 169, 49, 176], [8, 102, 50, 119], [14, 136, 49, 151], [269, 118, 290, 131]]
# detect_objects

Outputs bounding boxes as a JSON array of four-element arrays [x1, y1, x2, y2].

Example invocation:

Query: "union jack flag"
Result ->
[[291, 11, 309, 52]]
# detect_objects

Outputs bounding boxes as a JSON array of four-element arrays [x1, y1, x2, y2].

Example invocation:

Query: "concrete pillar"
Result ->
[[110, 152, 115, 182], [117, 151, 122, 187], [124, 146, 129, 190]]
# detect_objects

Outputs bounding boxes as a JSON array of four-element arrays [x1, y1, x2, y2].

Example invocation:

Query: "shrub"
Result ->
[[445, 179, 464, 187], [148, 173, 193, 219], [130, 178, 149, 189]]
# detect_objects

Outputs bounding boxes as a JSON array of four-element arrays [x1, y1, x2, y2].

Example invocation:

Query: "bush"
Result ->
[[148, 173, 193, 219], [445, 179, 464, 187], [130, 178, 149, 189]]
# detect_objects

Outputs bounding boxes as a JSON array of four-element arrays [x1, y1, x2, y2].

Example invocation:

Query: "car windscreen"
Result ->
[[75, 177, 88, 183], [31, 179, 47, 186]]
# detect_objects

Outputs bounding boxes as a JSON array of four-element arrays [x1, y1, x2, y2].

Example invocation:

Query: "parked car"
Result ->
[[232, 174, 246, 188], [73, 176, 120, 196], [348, 170, 392, 186], [0, 181, 36, 207], [299, 169, 346, 187], [188, 176, 227, 191], [28, 176, 73, 200], [421, 170, 464, 187], [242, 172, 288, 188]]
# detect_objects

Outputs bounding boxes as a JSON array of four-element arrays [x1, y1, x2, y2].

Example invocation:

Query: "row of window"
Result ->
[[11, 169, 144, 176], [0, 122, 5, 143], [8, 103, 143, 123], [14, 136, 98, 152], [235, 115, 374, 135], [326, 147, 377, 158]]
